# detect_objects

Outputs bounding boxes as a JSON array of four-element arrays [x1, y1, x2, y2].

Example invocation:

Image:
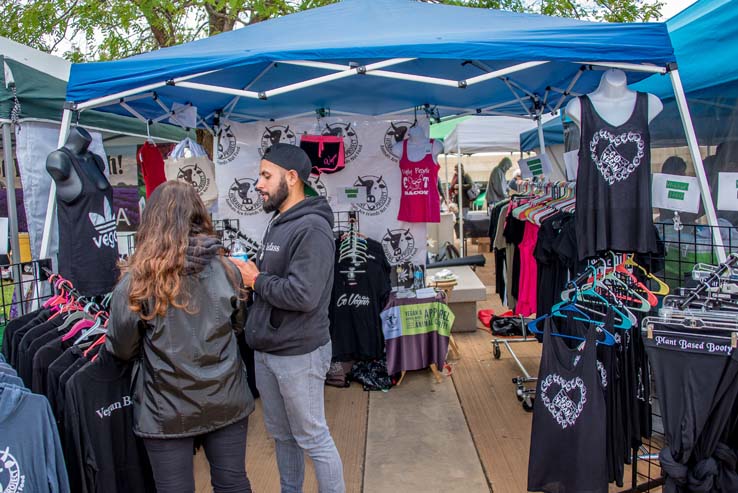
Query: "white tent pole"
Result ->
[[2, 123, 20, 261], [444, 153, 449, 202], [457, 142, 464, 257], [464, 61, 548, 86], [537, 115, 546, 154], [75, 69, 221, 111], [39, 108, 73, 260], [669, 68, 727, 262], [580, 61, 666, 74]]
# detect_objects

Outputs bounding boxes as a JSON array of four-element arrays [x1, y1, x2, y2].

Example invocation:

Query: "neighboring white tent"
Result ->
[[443, 116, 547, 154]]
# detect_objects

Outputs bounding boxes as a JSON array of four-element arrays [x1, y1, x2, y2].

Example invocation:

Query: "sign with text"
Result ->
[[563, 150, 579, 181], [717, 172, 738, 212], [518, 153, 552, 179], [336, 186, 367, 206], [652, 173, 701, 214]]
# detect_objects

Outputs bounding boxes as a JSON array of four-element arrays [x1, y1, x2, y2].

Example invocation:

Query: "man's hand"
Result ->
[[227, 258, 260, 287]]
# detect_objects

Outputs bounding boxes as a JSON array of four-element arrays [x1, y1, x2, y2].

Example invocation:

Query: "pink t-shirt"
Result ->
[[514, 221, 539, 317], [397, 140, 441, 223]]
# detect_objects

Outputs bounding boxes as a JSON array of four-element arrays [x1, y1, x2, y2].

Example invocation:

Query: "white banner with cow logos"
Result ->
[[216, 116, 429, 266]]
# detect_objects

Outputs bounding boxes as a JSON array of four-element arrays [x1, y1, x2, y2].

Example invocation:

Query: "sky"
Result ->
[[660, 0, 698, 19]]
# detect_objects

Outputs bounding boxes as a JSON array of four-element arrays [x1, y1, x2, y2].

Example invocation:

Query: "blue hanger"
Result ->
[[556, 270, 634, 330], [527, 302, 616, 346]]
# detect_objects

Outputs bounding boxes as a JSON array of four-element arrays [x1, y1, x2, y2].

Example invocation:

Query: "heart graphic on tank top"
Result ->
[[589, 129, 645, 185], [539, 374, 588, 429]]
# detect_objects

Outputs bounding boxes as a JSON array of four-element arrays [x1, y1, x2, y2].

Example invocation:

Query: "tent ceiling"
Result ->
[[65, 0, 674, 126], [0, 37, 185, 141]]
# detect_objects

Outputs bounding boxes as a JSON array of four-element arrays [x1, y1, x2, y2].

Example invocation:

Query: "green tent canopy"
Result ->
[[1, 38, 185, 141]]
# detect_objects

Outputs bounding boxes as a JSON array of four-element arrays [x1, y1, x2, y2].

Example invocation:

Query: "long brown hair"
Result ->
[[121, 181, 235, 320]]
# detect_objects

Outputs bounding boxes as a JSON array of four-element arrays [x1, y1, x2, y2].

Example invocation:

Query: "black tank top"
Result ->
[[575, 93, 657, 261], [528, 316, 608, 493], [56, 148, 119, 296]]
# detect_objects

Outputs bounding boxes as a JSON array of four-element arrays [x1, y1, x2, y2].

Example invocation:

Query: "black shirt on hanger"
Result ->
[[330, 238, 391, 361], [528, 316, 609, 493], [8, 309, 51, 367], [17, 317, 64, 386], [32, 334, 73, 395], [1, 308, 45, 362], [63, 348, 155, 493]]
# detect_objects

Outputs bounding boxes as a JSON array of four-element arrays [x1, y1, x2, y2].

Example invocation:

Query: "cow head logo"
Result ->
[[321, 122, 362, 163], [218, 125, 240, 163], [381, 120, 413, 161], [226, 177, 263, 215], [381, 228, 418, 264], [352, 175, 390, 216], [260, 125, 297, 156], [307, 174, 328, 197], [177, 163, 209, 195]]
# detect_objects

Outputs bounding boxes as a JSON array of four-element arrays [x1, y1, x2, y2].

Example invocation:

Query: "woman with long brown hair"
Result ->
[[106, 181, 254, 493]]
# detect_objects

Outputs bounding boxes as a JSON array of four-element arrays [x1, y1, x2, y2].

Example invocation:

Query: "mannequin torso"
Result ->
[[46, 127, 110, 202], [392, 125, 443, 163], [565, 69, 663, 128]]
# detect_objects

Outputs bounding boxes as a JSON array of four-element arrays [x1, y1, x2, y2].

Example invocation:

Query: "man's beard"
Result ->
[[262, 176, 289, 213]]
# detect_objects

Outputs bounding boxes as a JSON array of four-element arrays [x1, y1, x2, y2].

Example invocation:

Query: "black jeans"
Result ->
[[143, 417, 252, 493]]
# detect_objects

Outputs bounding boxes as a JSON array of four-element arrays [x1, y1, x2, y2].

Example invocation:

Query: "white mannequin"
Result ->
[[565, 69, 663, 128], [392, 125, 444, 163]]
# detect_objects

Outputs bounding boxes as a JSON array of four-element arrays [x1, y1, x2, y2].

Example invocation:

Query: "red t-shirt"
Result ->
[[136, 142, 166, 198]]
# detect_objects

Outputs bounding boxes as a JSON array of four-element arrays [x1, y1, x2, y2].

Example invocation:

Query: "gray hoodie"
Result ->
[[246, 196, 335, 356], [0, 383, 70, 492]]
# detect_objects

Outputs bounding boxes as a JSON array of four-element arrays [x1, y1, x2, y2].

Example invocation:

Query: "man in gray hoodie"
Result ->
[[238, 143, 344, 493]]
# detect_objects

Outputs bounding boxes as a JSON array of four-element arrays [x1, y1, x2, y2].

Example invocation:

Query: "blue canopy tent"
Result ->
[[42, 0, 726, 259], [520, 118, 566, 153], [522, 0, 738, 152]]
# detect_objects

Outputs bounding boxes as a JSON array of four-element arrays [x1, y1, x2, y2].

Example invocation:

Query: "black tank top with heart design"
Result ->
[[527, 316, 608, 493], [575, 92, 658, 261]]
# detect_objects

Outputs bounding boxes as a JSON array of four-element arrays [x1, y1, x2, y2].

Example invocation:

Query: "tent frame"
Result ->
[[40, 57, 727, 263]]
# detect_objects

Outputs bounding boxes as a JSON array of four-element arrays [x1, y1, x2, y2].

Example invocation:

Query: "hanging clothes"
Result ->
[[397, 139, 441, 223], [528, 316, 609, 493], [575, 93, 659, 260], [63, 348, 156, 493], [0, 384, 70, 493], [136, 141, 167, 198], [329, 238, 391, 362], [514, 222, 539, 316], [55, 148, 119, 296], [299, 134, 345, 175], [645, 330, 738, 493]]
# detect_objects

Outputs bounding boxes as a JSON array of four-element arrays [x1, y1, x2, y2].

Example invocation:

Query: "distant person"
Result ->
[[486, 157, 512, 207], [450, 165, 474, 217], [508, 169, 523, 192]]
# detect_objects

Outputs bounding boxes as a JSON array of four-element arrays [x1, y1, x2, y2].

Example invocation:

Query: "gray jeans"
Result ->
[[255, 342, 345, 493]]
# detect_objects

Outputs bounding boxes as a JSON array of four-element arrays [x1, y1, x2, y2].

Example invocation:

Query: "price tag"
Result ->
[[652, 173, 701, 213], [518, 153, 552, 179], [717, 172, 738, 212]]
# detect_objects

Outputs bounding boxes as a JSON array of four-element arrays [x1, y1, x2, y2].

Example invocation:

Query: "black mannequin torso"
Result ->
[[46, 127, 110, 202]]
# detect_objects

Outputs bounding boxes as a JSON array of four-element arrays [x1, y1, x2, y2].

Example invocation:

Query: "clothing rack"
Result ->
[[333, 210, 360, 236], [40, 267, 111, 321]]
